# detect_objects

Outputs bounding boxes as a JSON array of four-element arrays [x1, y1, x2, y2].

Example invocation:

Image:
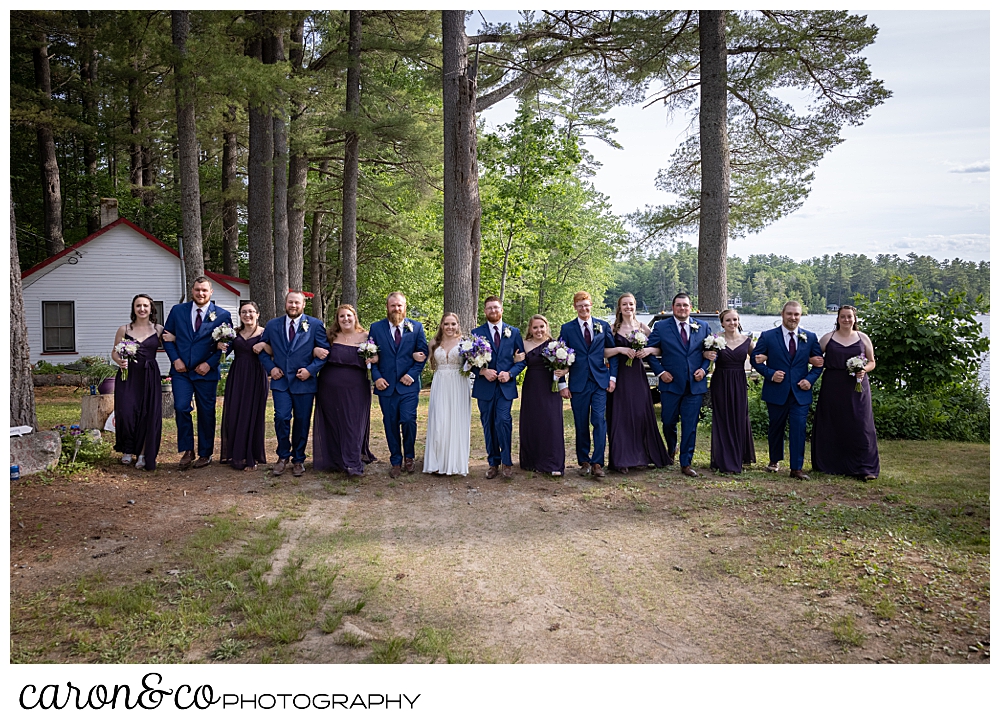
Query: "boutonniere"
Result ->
[[301, 319, 310, 332], [797, 331, 807, 342], [593, 322, 602, 334], [689, 321, 700, 331], [404, 320, 414, 333], [503, 327, 511, 338], [208, 311, 217, 322]]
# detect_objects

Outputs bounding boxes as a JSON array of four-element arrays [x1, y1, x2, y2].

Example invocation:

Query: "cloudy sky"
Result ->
[[474, 10, 990, 263]]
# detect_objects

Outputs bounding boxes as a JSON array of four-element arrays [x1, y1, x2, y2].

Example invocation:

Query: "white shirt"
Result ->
[[783, 326, 799, 352], [191, 302, 211, 331], [286, 315, 303, 338], [390, 321, 405, 339], [675, 317, 691, 338], [578, 318, 592, 338], [490, 322, 503, 342]]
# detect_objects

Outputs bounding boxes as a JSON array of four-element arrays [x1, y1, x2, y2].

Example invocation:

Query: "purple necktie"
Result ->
[[680, 322, 688, 346], [394, 326, 402, 347], [493, 326, 501, 351], [788, 331, 796, 358], [288, 319, 296, 343], [584, 322, 592, 346], [195, 308, 203, 332]]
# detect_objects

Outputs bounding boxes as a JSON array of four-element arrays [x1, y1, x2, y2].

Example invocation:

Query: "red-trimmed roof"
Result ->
[[21, 217, 249, 296]]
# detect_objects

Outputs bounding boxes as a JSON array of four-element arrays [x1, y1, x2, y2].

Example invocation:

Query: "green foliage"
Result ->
[[871, 383, 989, 443], [855, 276, 989, 393], [53, 426, 113, 467]]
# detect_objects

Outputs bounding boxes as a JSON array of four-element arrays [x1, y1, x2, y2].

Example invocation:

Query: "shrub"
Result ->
[[871, 382, 989, 442]]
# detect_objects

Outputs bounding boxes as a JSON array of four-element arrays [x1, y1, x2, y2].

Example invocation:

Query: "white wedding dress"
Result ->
[[423, 345, 471, 475]]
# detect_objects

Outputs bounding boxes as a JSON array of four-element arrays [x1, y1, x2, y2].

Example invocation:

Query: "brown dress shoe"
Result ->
[[272, 458, 288, 476], [292, 462, 305, 477], [192, 456, 212, 469], [502, 465, 513, 479], [578, 463, 592, 476], [403, 458, 415, 473], [766, 462, 780, 473], [790, 469, 810, 480], [591, 464, 606, 478], [389, 465, 401, 479], [486, 466, 499, 479], [178, 450, 195, 470], [681, 466, 700, 478]]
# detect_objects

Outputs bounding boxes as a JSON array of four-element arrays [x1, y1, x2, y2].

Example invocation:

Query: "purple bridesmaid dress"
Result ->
[[518, 343, 565, 474], [607, 333, 669, 470], [312, 343, 375, 475], [220, 332, 269, 469], [113, 332, 162, 470], [709, 337, 756, 474]]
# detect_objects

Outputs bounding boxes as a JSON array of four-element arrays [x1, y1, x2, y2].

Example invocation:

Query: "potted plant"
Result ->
[[81, 356, 118, 395]]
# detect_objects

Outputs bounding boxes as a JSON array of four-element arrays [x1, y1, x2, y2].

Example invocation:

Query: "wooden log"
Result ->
[[80, 393, 115, 430], [162, 389, 174, 418]]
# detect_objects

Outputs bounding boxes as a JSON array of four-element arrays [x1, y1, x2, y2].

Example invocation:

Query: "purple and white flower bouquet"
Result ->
[[114, 338, 140, 380], [358, 338, 379, 369], [542, 338, 576, 392], [845, 354, 867, 392], [625, 329, 648, 366], [703, 334, 726, 352], [458, 334, 492, 376], [212, 322, 237, 345]]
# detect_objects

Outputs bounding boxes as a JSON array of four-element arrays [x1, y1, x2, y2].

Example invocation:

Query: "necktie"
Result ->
[[288, 319, 296, 343], [788, 331, 796, 358], [680, 322, 688, 346], [584, 322, 592, 346], [195, 307, 203, 332], [493, 326, 501, 351], [394, 326, 402, 347]]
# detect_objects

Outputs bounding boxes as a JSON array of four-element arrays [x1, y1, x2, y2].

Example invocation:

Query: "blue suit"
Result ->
[[646, 317, 711, 467], [752, 326, 823, 470], [471, 322, 526, 468], [369, 318, 429, 466], [162, 301, 233, 457], [559, 318, 618, 467], [258, 314, 330, 463]]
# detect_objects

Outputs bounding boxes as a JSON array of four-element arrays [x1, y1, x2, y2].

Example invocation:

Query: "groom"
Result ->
[[258, 291, 329, 477], [162, 276, 233, 470], [370, 292, 429, 478], [646, 292, 711, 478], [471, 296, 526, 479], [559, 291, 618, 478], [752, 300, 824, 480]]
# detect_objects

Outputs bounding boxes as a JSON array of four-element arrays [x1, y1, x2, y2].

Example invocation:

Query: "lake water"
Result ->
[[633, 313, 991, 392]]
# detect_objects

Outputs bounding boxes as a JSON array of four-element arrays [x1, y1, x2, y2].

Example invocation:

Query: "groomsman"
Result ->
[[471, 296, 526, 479], [752, 300, 823, 480], [646, 292, 711, 478], [162, 276, 233, 469], [369, 292, 429, 478], [258, 291, 329, 476], [559, 291, 618, 477]]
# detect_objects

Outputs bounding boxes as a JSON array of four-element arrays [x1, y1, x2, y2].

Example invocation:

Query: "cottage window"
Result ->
[[42, 301, 76, 353], [153, 301, 165, 325]]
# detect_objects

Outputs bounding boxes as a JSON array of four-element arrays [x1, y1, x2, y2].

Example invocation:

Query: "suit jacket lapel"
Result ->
[[289, 316, 306, 352], [194, 302, 214, 340]]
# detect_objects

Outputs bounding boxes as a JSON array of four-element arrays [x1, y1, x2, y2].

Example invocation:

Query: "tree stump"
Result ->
[[80, 393, 115, 430], [162, 388, 174, 418]]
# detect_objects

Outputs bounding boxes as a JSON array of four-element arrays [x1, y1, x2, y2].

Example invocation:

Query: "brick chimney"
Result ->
[[99, 198, 119, 228]]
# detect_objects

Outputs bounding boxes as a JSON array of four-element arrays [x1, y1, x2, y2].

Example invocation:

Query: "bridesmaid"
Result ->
[[707, 309, 756, 474], [518, 314, 567, 476], [604, 293, 669, 473], [311, 304, 376, 476], [220, 301, 268, 470], [112, 294, 163, 471], [811, 305, 880, 480]]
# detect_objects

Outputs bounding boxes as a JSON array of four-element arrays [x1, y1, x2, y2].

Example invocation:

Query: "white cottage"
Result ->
[[20, 217, 250, 376]]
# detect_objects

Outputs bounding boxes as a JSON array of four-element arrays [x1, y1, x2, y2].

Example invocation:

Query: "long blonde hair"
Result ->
[[613, 293, 636, 335], [327, 303, 365, 342], [429, 312, 462, 369]]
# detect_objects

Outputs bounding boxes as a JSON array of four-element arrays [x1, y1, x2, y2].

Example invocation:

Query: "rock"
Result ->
[[340, 622, 375, 641], [10, 431, 61, 476]]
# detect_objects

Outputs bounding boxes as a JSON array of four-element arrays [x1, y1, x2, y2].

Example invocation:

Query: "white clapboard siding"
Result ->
[[21, 220, 250, 377]]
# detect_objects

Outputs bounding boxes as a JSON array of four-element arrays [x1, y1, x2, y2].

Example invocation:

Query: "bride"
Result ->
[[423, 312, 471, 475]]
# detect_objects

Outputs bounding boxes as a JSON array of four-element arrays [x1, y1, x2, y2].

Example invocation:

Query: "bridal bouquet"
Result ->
[[625, 329, 648, 367], [458, 334, 492, 376], [212, 323, 237, 344], [703, 334, 726, 351], [542, 339, 576, 392], [113, 338, 140, 380], [358, 338, 378, 369], [845, 354, 867, 392]]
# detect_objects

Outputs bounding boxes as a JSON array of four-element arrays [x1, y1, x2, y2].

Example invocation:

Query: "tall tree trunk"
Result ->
[[441, 10, 481, 329], [246, 12, 276, 320], [172, 10, 205, 291], [697, 10, 729, 313], [78, 11, 100, 234], [271, 30, 290, 304], [340, 9, 362, 308], [221, 106, 239, 276], [128, 58, 143, 199], [309, 158, 331, 320], [33, 32, 64, 255], [286, 17, 307, 294], [10, 195, 38, 431]]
